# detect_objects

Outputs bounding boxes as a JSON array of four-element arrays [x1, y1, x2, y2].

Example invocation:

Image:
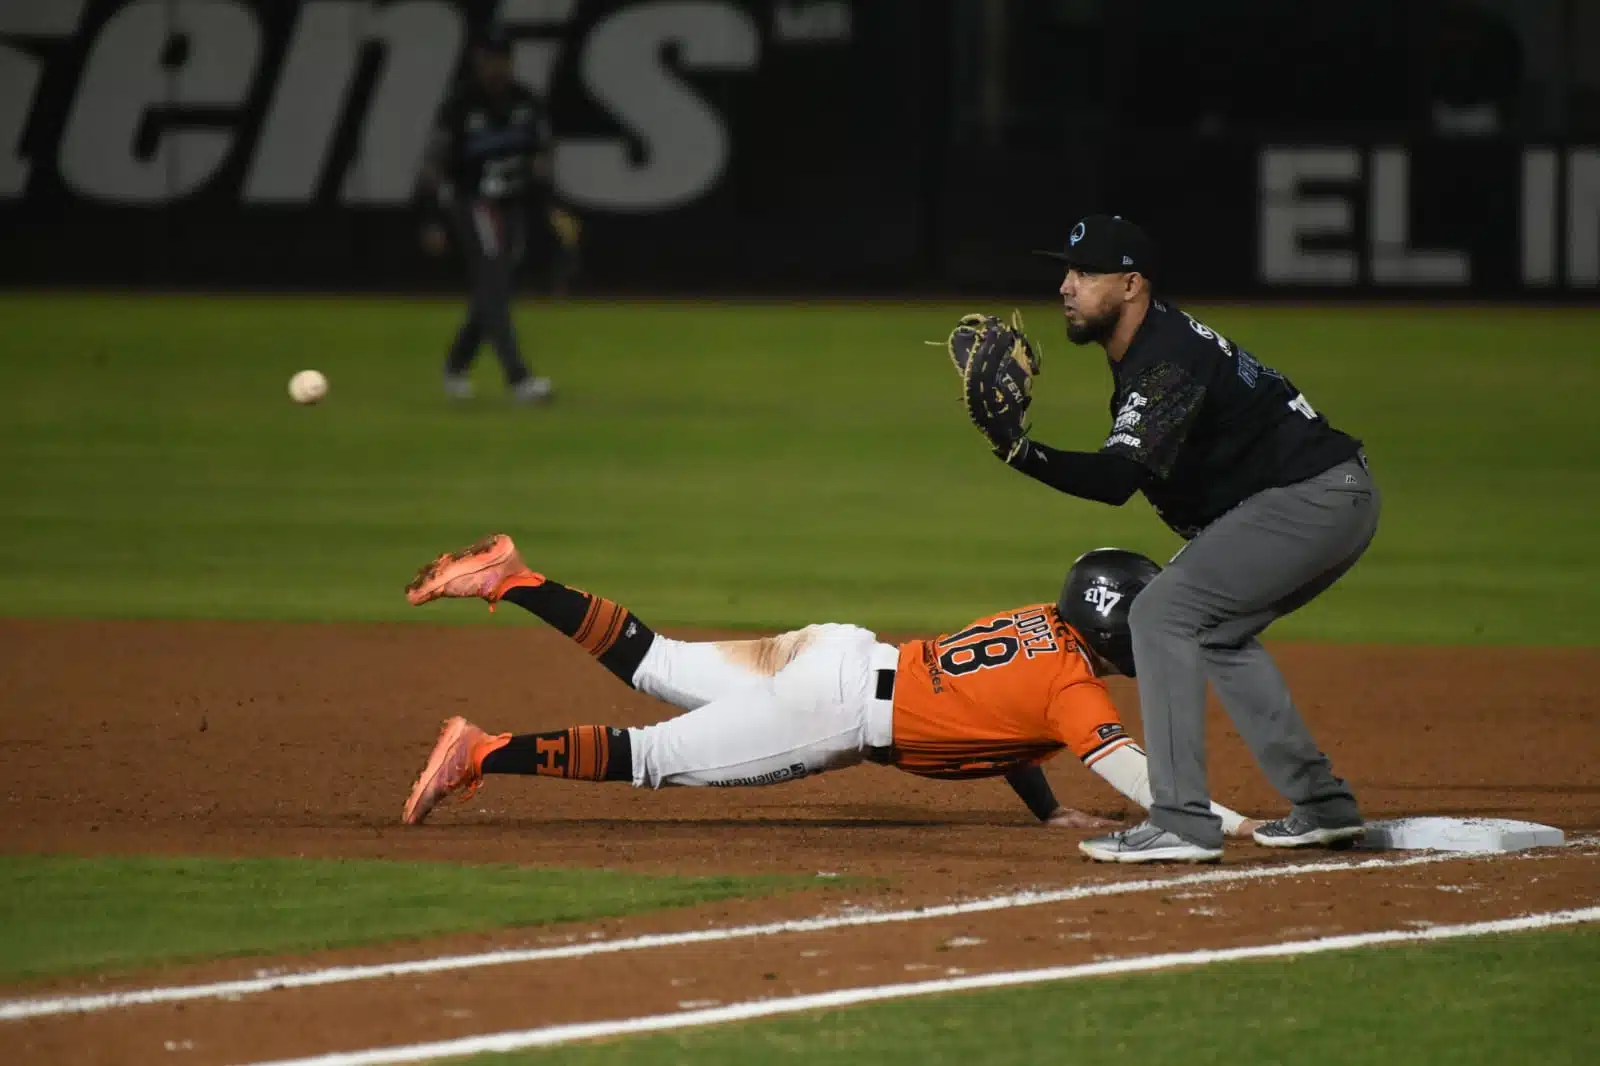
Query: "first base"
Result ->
[[1358, 817, 1564, 853]]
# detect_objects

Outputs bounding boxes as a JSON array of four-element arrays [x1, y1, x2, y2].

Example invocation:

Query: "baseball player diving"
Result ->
[[400, 534, 1262, 843], [953, 214, 1380, 864]]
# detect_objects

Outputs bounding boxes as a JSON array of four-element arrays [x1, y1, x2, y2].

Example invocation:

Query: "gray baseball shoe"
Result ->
[[1252, 810, 1365, 849], [1079, 821, 1223, 864]]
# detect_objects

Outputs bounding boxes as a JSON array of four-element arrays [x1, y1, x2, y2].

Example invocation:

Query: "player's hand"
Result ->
[[421, 224, 449, 256], [1230, 818, 1265, 839], [1045, 807, 1121, 830], [994, 434, 1031, 467]]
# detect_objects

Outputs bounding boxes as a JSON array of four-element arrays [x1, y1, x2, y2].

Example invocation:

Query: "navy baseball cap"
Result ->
[[1037, 215, 1158, 280]]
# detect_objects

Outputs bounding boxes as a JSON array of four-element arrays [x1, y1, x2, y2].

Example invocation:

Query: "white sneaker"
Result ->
[[443, 374, 474, 400], [513, 376, 553, 405]]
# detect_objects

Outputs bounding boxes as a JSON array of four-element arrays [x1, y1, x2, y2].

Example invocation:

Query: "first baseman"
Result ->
[[962, 214, 1380, 863], [399, 533, 1259, 844]]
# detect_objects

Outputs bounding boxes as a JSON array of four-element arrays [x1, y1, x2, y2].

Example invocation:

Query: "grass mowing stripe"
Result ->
[[228, 909, 1600, 1066], [1, 297, 1597, 641], [0, 849, 1488, 1020], [0, 855, 795, 983]]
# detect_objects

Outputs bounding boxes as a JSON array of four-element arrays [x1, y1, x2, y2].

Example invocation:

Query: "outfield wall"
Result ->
[[4, 0, 1598, 299]]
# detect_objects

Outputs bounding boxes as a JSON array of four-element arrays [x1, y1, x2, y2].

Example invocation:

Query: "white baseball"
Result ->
[[288, 369, 328, 405]]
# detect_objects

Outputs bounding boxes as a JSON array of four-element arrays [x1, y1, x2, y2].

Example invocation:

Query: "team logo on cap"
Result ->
[[1070, 222, 1086, 245]]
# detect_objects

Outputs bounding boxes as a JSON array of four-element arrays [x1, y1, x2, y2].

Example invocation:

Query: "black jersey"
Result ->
[[1100, 299, 1361, 538], [432, 81, 551, 201]]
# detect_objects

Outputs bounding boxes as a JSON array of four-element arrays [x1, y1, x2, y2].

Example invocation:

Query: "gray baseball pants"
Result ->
[[1130, 457, 1380, 848]]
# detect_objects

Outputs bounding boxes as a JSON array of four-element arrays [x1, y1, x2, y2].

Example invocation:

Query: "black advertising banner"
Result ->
[[4, 0, 929, 289], [2, 1, 1596, 297]]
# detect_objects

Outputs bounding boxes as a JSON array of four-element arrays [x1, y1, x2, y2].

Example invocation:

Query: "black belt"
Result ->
[[867, 668, 898, 765]]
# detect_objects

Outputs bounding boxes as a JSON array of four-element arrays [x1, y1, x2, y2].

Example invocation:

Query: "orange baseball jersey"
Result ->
[[889, 603, 1132, 779]]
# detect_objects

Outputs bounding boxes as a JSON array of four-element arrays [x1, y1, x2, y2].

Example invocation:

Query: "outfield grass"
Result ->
[[493, 925, 1600, 1066], [1, 296, 1595, 642], [0, 855, 795, 982]]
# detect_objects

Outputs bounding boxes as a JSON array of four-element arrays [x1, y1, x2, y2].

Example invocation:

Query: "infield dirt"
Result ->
[[3, 619, 1596, 1065]]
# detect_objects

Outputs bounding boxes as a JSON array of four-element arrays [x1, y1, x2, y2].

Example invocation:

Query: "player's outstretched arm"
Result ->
[[1005, 766, 1118, 829], [1003, 441, 1147, 506], [1005, 765, 1058, 821], [1087, 742, 1260, 838]]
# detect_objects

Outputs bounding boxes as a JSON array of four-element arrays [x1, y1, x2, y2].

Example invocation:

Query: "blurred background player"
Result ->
[[398, 534, 1261, 857], [418, 26, 580, 404]]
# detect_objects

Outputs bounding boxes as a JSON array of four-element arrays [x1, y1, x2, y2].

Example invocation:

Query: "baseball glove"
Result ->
[[945, 311, 1041, 460]]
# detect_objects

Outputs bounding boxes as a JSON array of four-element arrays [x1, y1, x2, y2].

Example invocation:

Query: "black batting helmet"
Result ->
[[1057, 548, 1162, 677]]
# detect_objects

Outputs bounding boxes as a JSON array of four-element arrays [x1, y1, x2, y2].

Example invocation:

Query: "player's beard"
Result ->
[[1065, 306, 1119, 346]]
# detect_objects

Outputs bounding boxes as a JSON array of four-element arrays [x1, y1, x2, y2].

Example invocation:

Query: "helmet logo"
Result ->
[[1070, 222, 1086, 246], [1083, 585, 1123, 617]]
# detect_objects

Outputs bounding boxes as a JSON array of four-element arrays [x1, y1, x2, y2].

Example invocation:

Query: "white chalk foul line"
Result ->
[[234, 906, 1600, 1066], [0, 847, 1562, 1022]]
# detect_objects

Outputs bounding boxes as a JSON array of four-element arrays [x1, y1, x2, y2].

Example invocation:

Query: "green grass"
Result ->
[[0, 295, 1595, 642], [490, 924, 1600, 1066], [0, 854, 794, 982]]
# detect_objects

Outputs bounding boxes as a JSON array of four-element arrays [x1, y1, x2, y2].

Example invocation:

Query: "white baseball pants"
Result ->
[[625, 624, 897, 788]]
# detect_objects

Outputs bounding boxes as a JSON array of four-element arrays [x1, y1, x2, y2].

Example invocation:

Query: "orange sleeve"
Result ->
[[1047, 680, 1134, 766]]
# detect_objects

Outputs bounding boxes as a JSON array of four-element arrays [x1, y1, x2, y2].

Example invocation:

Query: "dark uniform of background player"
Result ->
[[419, 28, 580, 404], [1003, 214, 1381, 863]]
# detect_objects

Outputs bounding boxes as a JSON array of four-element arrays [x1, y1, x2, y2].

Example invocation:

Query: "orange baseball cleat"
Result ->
[[402, 716, 511, 826], [404, 533, 540, 607]]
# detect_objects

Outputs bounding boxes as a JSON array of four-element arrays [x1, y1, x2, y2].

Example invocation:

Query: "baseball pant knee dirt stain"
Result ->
[[1129, 458, 1380, 848]]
